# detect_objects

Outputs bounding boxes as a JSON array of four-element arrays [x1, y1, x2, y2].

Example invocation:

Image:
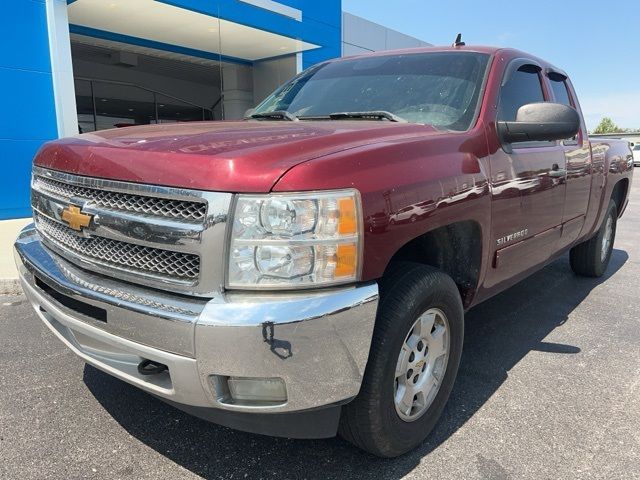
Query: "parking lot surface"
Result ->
[[1, 180, 639, 480]]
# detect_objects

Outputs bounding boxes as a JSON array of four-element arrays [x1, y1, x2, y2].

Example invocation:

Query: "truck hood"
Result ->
[[35, 121, 437, 192]]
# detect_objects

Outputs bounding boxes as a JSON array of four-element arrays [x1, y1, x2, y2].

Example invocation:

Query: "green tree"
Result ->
[[593, 117, 621, 134]]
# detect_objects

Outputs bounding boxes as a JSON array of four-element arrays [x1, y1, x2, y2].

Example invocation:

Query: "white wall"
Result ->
[[342, 12, 431, 56], [252, 55, 297, 105], [46, 0, 78, 137], [221, 63, 254, 119]]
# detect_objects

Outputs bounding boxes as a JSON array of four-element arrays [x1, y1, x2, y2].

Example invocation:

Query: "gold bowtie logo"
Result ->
[[61, 205, 92, 231]]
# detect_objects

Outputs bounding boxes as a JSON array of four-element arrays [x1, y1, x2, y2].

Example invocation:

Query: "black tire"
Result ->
[[339, 262, 464, 457], [570, 200, 617, 277]]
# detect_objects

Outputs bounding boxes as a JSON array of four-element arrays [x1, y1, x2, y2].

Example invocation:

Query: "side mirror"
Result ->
[[498, 102, 580, 145]]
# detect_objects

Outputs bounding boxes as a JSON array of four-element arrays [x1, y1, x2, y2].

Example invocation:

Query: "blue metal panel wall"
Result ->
[[158, 0, 342, 68], [280, 0, 342, 69], [0, 1, 58, 220]]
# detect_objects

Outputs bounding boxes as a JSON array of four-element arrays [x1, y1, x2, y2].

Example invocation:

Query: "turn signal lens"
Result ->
[[335, 243, 357, 277], [338, 197, 357, 235], [228, 190, 362, 289]]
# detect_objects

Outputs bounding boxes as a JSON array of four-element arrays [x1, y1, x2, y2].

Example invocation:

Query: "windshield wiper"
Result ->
[[328, 111, 408, 123], [249, 110, 298, 121]]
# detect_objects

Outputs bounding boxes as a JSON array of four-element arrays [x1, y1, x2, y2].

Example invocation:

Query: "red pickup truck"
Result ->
[[15, 45, 633, 457]]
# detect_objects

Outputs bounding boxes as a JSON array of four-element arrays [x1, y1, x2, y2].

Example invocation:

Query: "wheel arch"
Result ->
[[383, 220, 483, 308], [611, 178, 629, 217]]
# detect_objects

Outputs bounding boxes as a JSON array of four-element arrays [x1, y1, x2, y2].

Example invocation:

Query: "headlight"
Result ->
[[227, 189, 362, 289]]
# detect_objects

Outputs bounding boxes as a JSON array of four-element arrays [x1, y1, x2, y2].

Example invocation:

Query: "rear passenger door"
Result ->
[[486, 61, 567, 287], [547, 71, 592, 248]]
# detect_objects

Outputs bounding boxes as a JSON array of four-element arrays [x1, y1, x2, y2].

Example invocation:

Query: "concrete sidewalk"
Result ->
[[0, 218, 31, 293]]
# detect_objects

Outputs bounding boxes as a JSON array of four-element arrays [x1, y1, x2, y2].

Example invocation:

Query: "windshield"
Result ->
[[634, 144, 640, 151], [252, 51, 491, 131]]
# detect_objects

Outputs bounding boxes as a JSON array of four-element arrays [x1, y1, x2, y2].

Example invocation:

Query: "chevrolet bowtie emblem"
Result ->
[[61, 205, 92, 231]]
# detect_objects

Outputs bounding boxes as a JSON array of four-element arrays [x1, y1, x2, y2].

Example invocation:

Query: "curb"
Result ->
[[0, 278, 22, 295]]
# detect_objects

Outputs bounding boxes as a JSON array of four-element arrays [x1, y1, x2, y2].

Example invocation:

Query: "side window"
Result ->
[[498, 66, 545, 122], [548, 74, 573, 106], [548, 73, 579, 144]]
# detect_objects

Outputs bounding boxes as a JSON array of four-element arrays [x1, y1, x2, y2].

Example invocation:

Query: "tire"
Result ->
[[570, 200, 617, 278], [339, 262, 464, 457]]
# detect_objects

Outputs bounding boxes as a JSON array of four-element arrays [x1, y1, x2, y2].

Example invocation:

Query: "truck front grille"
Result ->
[[34, 175, 207, 221], [36, 213, 200, 282], [31, 167, 232, 296]]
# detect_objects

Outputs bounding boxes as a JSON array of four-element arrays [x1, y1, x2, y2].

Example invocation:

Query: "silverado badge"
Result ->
[[496, 228, 529, 247], [61, 205, 92, 231]]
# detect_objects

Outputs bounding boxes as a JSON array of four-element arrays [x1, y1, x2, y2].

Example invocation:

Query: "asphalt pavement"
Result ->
[[1, 180, 639, 479]]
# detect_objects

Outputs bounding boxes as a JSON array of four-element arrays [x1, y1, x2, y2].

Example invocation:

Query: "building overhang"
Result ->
[[67, 0, 322, 63]]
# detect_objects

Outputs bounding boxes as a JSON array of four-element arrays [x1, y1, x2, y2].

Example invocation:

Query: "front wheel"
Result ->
[[570, 200, 617, 277], [339, 263, 464, 457]]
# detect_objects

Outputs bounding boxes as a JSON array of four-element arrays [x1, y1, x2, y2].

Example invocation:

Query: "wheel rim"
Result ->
[[601, 215, 614, 263], [394, 308, 450, 422]]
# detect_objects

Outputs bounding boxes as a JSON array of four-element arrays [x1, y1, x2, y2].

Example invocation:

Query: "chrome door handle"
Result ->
[[549, 165, 566, 178]]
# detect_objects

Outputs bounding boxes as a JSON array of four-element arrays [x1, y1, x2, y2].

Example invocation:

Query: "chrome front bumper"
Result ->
[[15, 225, 378, 434]]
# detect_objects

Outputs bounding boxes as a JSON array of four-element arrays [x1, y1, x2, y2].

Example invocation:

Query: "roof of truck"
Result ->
[[339, 45, 502, 61], [337, 45, 565, 78]]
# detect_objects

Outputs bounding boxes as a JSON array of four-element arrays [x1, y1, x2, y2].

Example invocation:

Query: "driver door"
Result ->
[[485, 62, 567, 288]]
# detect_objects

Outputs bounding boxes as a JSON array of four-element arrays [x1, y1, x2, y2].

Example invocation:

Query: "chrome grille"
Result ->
[[31, 166, 232, 296], [34, 175, 207, 221], [36, 213, 200, 282]]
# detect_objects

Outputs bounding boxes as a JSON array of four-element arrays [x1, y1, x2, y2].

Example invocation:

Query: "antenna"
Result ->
[[452, 33, 465, 47]]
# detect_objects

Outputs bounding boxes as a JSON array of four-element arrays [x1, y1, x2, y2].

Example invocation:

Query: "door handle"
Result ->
[[549, 164, 566, 178]]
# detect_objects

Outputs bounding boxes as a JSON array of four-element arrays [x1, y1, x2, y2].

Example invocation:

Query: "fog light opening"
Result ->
[[214, 376, 288, 406]]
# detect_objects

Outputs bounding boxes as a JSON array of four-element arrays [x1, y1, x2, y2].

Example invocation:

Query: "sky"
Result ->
[[342, 0, 640, 131]]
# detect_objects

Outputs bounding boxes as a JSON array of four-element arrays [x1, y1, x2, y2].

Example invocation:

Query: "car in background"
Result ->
[[633, 144, 640, 166]]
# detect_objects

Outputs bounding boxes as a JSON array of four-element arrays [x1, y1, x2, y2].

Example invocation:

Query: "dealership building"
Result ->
[[2, 0, 429, 222]]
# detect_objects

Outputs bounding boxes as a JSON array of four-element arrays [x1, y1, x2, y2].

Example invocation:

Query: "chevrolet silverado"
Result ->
[[15, 45, 633, 457]]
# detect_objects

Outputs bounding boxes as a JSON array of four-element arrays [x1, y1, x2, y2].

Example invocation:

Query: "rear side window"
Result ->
[[498, 66, 545, 121], [549, 75, 573, 106]]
